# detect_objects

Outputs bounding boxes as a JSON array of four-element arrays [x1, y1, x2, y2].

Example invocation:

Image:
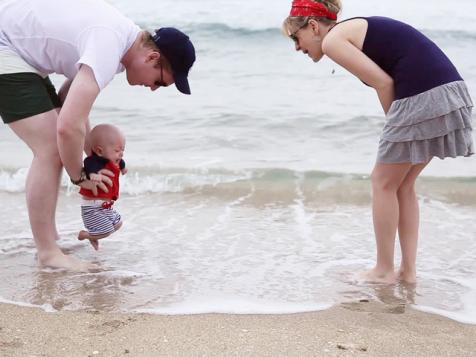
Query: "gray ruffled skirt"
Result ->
[[377, 80, 474, 164]]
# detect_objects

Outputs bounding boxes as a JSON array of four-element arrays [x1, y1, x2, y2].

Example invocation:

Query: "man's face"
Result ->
[[125, 51, 175, 91]]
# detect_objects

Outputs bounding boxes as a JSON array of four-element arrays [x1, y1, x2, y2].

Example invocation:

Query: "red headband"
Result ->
[[290, 0, 337, 21]]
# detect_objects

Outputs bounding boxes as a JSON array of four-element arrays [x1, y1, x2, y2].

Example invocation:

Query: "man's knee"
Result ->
[[35, 144, 62, 167]]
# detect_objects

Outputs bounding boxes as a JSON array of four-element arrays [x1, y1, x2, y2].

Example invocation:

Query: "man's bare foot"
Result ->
[[398, 269, 416, 284], [360, 268, 398, 284], [38, 251, 98, 271]]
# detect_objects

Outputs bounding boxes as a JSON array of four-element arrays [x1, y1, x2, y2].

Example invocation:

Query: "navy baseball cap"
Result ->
[[153, 27, 196, 95]]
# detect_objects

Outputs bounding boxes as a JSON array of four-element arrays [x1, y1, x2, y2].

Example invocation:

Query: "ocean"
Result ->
[[0, 0, 475, 324]]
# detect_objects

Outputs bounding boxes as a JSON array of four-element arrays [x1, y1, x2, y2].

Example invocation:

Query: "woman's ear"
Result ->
[[309, 19, 320, 35]]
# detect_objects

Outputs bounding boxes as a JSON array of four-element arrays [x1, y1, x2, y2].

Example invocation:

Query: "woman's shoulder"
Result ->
[[333, 16, 405, 32], [324, 18, 369, 50], [333, 17, 368, 31]]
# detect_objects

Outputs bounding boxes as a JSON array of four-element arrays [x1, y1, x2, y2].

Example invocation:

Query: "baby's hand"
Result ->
[[121, 167, 128, 175]]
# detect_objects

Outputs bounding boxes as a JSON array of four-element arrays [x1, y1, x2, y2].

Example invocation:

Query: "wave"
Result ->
[[421, 29, 476, 42], [138, 21, 283, 40], [1, 167, 475, 205], [138, 20, 476, 43]]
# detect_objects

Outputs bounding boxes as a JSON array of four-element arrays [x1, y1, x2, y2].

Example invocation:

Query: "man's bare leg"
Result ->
[[9, 110, 95, 270]]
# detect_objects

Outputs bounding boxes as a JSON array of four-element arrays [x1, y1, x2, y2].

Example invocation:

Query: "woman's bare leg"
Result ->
[[396, 163, 428, 283], [363, 162, 412, 283], [9, 110, 94, 270]]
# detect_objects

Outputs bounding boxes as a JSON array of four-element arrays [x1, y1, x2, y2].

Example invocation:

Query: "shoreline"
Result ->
[[1, 301, 475, 356]]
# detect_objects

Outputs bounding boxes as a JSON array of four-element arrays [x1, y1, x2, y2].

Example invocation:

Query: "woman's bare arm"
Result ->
[[323, 28, 395, 114]]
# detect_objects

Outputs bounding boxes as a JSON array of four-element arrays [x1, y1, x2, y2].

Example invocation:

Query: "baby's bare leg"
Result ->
[[113, 221, 123, 231], [78, 230, 112, 241], [79, 211, 122, 250], [78, 230, 113, 251]]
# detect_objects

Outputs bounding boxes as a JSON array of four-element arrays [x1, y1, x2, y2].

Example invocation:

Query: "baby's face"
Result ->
[[101, 137, 125, 166]]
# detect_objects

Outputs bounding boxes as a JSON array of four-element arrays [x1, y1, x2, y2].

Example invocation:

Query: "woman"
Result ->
[[283, 0, 473, 283]]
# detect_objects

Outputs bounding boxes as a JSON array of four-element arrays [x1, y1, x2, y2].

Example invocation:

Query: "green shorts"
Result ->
[[0, 72, 61, 124]]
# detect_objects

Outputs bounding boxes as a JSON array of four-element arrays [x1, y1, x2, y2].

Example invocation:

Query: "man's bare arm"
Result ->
[[57, 65, 100, 181], [57, 78, 73, 105]]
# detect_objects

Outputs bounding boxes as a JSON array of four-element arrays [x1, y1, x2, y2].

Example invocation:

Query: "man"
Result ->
[[0, 0, 196, 270]]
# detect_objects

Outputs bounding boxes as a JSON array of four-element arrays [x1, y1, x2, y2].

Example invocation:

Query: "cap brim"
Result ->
[[174, 72, 191, 95]]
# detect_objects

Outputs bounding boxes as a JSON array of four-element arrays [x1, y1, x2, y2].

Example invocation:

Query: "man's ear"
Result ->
[[146, 50, 161, 63]]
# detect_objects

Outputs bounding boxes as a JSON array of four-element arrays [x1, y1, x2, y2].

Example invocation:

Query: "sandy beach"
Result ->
[[1, 301, 475, 357]]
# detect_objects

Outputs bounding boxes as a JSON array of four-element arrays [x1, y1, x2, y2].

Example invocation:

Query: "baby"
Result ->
[[78, 124, 127, 250]]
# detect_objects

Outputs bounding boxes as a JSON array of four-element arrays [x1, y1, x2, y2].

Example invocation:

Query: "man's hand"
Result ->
[[79, 169, 114, 196]]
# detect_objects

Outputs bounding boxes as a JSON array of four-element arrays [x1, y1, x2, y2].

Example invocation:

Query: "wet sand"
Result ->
[[1, 300, 475, 357]]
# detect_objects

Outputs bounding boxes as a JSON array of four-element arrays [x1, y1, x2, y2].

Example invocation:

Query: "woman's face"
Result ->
[[291, 20, 324, 62]]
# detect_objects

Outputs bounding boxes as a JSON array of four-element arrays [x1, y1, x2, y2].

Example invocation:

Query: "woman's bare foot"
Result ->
[[398, 269, 416, 284], [38, 251, 97, 271], [360, 268, 398, 284]]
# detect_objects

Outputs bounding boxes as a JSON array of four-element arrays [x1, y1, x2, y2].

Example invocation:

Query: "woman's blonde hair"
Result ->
[[282, 0, 342, 37]]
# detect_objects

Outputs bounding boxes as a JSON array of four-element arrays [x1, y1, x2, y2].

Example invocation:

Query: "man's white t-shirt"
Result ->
[[0, 0, 141, 90]]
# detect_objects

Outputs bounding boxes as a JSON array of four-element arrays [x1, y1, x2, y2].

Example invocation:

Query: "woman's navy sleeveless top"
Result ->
[[361, 17, 462, 100]]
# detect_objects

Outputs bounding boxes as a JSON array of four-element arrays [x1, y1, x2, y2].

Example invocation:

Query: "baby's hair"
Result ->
[[89, 124, 124, 149], [282, 0, 342, 37]]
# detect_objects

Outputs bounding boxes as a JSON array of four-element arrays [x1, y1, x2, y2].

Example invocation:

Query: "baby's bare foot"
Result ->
[[78, 231, 101, 250], [78, 230, 90, 241]]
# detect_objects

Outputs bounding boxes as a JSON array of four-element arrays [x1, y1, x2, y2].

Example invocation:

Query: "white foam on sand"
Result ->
[[0, 297, 57, 313], [133, 293, 333, 315], [413, 276, 476, 325], [413, 304, 476, 325]]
